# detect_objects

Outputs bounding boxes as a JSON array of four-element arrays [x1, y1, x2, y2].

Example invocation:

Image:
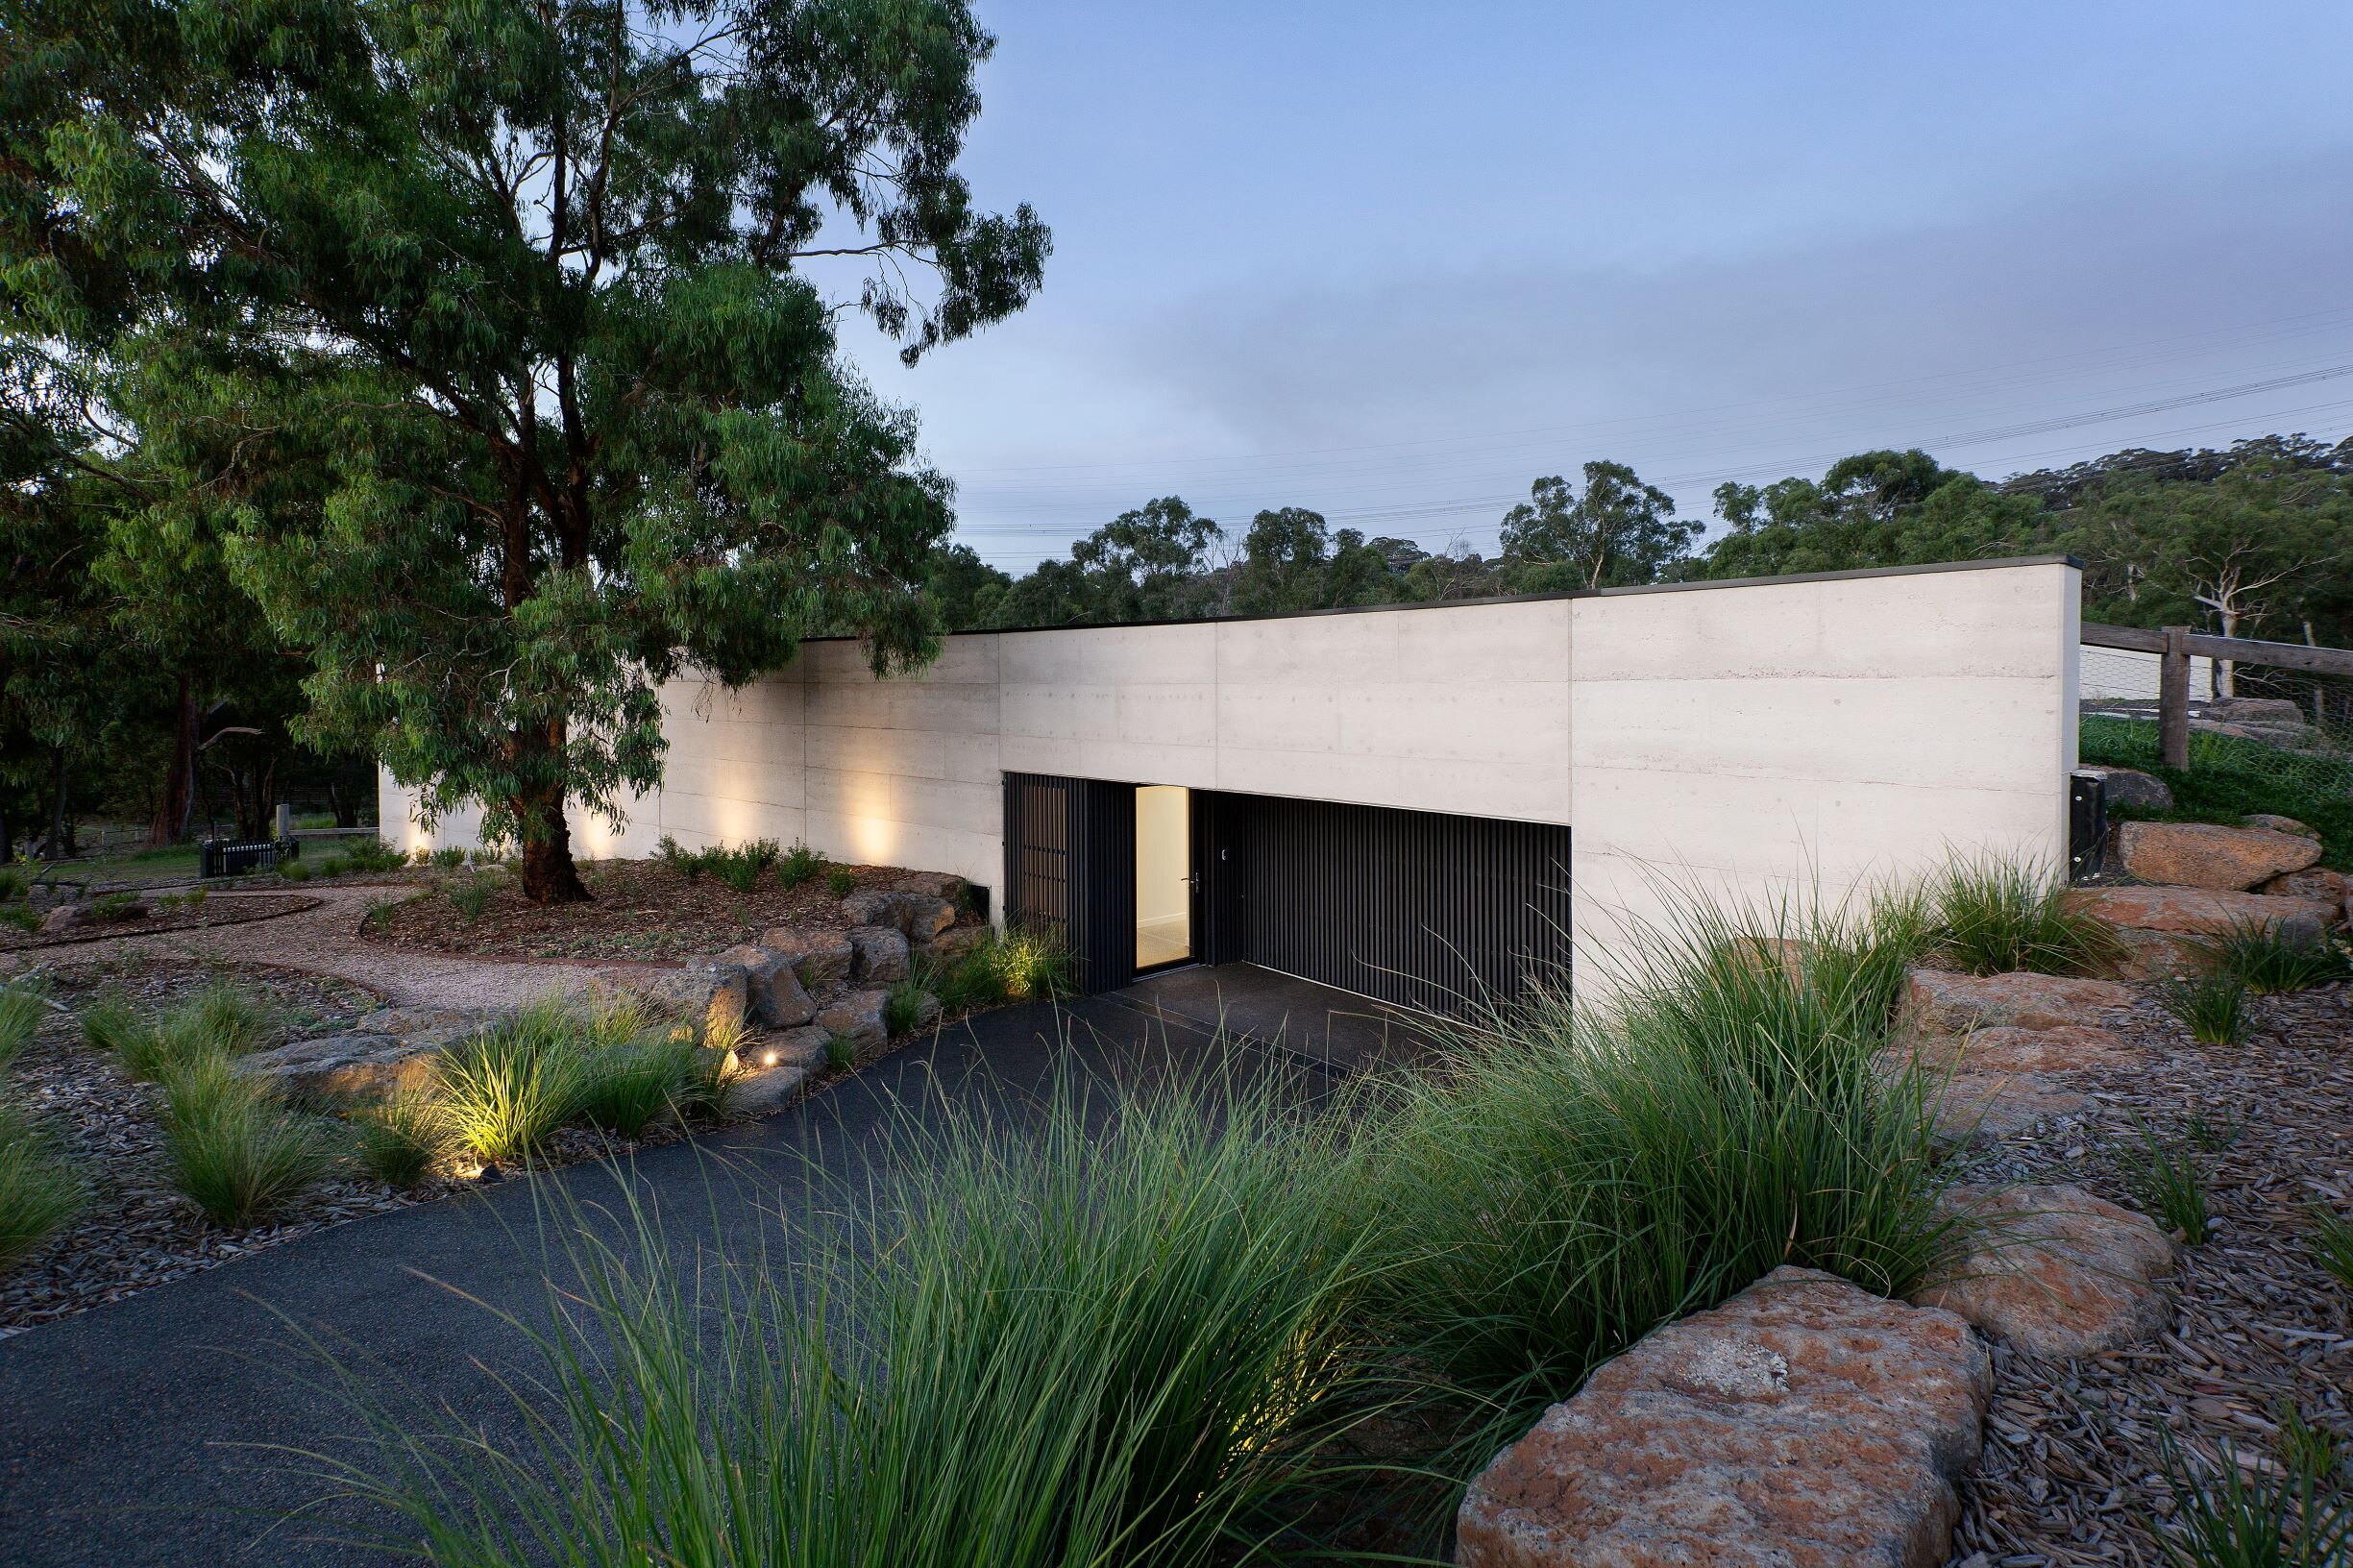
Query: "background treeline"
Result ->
[[930, 435, 2353, 647]]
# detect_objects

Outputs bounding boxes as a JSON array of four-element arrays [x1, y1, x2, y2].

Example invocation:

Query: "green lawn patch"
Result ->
[[2080, 716, 2353, 869]]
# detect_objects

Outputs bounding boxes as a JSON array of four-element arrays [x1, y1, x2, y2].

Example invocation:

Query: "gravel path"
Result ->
[[12, 884, 666, 1011]]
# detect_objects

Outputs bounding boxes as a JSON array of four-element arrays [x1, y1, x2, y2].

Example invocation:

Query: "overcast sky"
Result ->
[[830, 1, 2353, 571]]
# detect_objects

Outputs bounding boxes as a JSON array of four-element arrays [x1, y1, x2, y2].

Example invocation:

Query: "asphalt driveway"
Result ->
[[0, 989, 1315, 1567]]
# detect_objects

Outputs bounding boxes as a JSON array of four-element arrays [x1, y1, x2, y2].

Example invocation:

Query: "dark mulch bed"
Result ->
[[0, 956, 402, 1335], [0, 893, 322, 952], [363, 858, 974, 961], [1949, 982, 2353, 1566]]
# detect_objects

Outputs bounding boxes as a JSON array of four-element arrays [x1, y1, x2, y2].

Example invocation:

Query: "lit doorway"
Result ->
[[1135, 785, 1193, 970]]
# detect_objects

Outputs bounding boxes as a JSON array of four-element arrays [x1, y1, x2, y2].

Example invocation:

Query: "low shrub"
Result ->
[[2308, 1204, 2353, 1293], [430, 845, 468, 869], [345, 838, 406, 873], [0, 904, 40, 934], [316, 854, 355, 878], [283, 861, 314, 883], [0, 1101, 86, 1271], [159, 1055, 330, 1226], [2194, 920, 2353, 994], [708, 839, 780, 894], [90, 891, 141, 921], [363, 895, 404, 935], [447, 875, 493, 923], [825, 867, 857, 898], [0, 980, 48, 1071], [675, 1040, 742, 1121], [0, 869, 24, 901], [185, 886, 207, 910], [822, 1032, 857, 1070], [2162, 968, 2248, 1046], [352, 1091, 450, 1188], [438, 1006, 587, 1164], [777, 839, 824, 890], [1927, 856, 2121, 976], [318, 1071, 1365, 1568], [98, 979, 274, 1080]]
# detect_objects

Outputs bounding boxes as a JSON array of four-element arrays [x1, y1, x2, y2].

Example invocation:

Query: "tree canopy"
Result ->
[[4, 0, 1047, 897]]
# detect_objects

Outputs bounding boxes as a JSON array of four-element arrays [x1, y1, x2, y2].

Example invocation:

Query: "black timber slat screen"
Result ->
[[1003, 772, 1075, 941], [1003, 772, 1137, 994], [1222, 794, 1573, 1017]]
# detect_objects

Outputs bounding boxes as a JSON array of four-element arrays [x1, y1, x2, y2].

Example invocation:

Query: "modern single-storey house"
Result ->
[[384, 556, 2083, 1010]]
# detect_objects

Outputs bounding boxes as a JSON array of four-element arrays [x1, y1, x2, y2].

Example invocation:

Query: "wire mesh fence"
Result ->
[[2079, 641, 2353, 807]]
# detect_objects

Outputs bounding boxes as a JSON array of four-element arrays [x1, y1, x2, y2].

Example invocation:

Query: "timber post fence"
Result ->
[[2082, 621, 2353, 771]]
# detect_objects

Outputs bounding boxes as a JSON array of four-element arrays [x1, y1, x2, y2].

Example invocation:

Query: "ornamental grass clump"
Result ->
[[1343, 879, 1958, 1448], [2163, 969, 2249, 1046], [1928, 855, 2121, 976], [2194, 920, 2353, 994], [0, 979, 47, 1071], [314, 1070, 1370, 1568], [158, 1053, 330, 1226], [438, 1003, 588, 1165], [352, 1091, 451, 1188], [0, 1100, 86, 1271], [574, 1039, 696, 1139]]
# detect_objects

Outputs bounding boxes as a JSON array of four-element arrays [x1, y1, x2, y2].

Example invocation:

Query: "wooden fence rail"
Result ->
[[2081, 621, 2353, 769]]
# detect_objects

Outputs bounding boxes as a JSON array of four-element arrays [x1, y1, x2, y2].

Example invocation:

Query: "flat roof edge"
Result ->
[[830, 552, 2082, 641]]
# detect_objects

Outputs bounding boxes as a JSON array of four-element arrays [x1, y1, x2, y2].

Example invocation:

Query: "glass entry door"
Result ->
[[1134, 785, 1193, 970]]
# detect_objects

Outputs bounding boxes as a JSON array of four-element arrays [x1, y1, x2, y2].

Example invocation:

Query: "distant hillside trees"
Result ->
[[951, 434, 2353, 651]]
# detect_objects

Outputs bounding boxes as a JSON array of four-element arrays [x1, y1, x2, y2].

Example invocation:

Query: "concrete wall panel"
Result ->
[[377, 558, 2080, 990]]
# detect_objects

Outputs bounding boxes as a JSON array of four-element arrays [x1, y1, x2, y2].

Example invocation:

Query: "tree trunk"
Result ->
[[41, 747, 68, 860], [149, 671, 196, 846], [512, 769, 591, 905]]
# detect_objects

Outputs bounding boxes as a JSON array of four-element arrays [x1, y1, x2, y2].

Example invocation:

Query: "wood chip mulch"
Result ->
[[1945, 982, 2353, 1566], [364, 858, 930, 961], [0, 893, 322, 952], [0, 948, 915, 1338]]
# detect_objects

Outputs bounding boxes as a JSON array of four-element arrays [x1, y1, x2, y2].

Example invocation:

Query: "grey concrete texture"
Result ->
[[0, 986, 1336, 1567]]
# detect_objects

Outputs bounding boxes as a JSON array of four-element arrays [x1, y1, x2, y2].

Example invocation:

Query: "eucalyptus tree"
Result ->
[[3, 0, 1047, 899]]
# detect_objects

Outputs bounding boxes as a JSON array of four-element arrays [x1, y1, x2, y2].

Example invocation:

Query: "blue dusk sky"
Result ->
[[828, 2, 2353, 570]]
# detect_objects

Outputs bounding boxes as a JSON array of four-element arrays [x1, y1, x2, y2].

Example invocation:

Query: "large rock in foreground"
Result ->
[[1458, 1266, 1991, 1568], [1912, 1186, 2180, 1359], [1903, 968, 2134, 1035], [2115, 821, 2321, 891]]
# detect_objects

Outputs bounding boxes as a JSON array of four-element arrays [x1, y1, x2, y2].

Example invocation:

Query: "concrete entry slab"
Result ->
[[1110, 962, 1443, 1073]]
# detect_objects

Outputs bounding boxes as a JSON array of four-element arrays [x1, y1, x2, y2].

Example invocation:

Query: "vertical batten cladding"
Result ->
[[1230, 795, 1573, 1016]]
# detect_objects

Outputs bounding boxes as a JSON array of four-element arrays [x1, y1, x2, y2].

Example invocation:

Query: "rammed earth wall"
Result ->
[[384, 556, 2081, 983]]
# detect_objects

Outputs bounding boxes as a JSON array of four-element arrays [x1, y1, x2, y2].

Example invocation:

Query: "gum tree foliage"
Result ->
[[2, 0, 1048, 900], [1498, 460, 1699, 591], [987, 497, 1223, 627]]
